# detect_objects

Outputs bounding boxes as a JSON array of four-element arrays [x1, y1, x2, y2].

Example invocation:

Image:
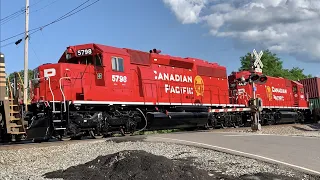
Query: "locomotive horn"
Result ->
[[150, 49, 161, 54]]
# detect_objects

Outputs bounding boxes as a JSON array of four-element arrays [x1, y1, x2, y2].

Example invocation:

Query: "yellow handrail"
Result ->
[[17, 72, 23, 88], [17, 72, 32, 104], [7, 76, 13, 109]]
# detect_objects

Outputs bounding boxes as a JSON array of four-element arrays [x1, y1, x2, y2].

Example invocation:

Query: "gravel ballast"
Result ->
[[0, 139, 318, 180], [214, 123, 320, 137]]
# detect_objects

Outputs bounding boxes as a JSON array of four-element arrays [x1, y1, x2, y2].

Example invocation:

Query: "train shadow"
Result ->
[[292, 123, 320, 132]]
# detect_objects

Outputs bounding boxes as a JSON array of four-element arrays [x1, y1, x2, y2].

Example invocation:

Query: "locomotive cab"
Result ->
[[291, 81, 307, 108], [31, 43, 133, 104]]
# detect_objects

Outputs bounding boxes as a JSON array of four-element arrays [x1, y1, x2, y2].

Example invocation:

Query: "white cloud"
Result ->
[[163, 0, 207, 24], [163, 0, 320, 62]]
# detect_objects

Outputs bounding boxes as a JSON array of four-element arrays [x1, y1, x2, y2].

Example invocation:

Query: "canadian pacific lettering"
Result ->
[[154, 72, 194, 95], [272, 87, 287, 94], [155, 72, 192, 83], [164, 84, 193, 94], [273, 95, 284, 101]]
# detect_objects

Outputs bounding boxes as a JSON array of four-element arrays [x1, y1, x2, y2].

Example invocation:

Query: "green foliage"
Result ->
[[239, 49, 312, 81], [6, 69, 34, 100], [7, 69, 34, 83]]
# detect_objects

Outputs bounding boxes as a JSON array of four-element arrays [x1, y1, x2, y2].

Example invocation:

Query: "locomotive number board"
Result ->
[[77, 48, 93, 56]]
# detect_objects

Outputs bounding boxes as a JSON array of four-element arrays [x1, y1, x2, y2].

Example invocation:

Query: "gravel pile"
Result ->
[[215, 123, 320, 137], [44, 150, 212, 180], [0, 139, 318, 180]]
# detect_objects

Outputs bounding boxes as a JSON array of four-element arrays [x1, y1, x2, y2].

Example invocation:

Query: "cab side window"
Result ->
[[95, 54, 103, 66], [300, 88, 304, 94], [293, 86, 297, 93], [111, 57, 124, 72]]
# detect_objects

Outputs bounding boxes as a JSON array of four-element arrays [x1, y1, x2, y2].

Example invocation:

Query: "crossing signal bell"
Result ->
[[249, 73, 267, 84]]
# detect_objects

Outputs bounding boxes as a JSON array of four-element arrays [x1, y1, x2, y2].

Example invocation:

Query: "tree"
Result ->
[[7, 69, 34, 86], [6, 69, 34, 100], [238, 49, 312, 81]]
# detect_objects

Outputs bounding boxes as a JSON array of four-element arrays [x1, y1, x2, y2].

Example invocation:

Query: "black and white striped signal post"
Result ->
[[250, 49, 265, 131]]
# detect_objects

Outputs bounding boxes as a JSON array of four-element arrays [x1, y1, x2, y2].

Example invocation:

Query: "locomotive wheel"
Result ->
[[32, 137, 49, 143], [89, 130, 96, 139], [55, 135, 63, 141], [221, 122, 226, 129], [70, 135, 82, 140], [120, 128, 126, 136], [204, 122, 211, 130]]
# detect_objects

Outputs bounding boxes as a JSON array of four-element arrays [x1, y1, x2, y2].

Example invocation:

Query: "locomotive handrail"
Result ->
[[59, 77, 71, 112], [7, 76, 13, 104], [47, 77, 56, 112]]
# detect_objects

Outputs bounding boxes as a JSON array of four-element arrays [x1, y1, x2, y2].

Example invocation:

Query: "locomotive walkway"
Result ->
[[144, 131, 320, 176]]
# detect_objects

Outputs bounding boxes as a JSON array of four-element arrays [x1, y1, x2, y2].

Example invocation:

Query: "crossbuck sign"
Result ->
[[252, 49, 263, 73]]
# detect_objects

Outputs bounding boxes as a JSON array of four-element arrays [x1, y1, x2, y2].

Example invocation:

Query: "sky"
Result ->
[[1, 0, 320, 77]]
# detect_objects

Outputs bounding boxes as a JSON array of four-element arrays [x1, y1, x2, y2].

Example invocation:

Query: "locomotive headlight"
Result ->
[[65, 47, 75, 60], [240, 76, 245, 82]]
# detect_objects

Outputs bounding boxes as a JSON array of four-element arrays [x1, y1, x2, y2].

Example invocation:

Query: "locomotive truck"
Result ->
[[0, 43, 311, 142]]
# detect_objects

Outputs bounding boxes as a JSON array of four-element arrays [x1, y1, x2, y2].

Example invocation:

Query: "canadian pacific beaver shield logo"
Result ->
[[266, 86, 272, 101], [194, 75, 204, 96]]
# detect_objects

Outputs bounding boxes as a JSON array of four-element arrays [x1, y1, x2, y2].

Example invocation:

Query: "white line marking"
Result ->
[[223, 134, 271, 137], [153, 137, 320, 175], [211, 132, 320, 139]]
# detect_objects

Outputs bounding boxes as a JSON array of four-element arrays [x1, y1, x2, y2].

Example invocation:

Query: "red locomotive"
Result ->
[[229, 71, 308, 108], [0, 43, 311, 142], [32, 43, 232, 107]]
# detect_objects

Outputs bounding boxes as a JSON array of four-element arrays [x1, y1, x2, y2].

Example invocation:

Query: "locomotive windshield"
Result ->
[[66, 54, 102, 66]]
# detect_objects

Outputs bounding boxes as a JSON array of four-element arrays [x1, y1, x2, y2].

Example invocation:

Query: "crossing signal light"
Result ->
[[250, 74, 260, 82], [258, 74, 267, 84], [249, 73, 268, 84]]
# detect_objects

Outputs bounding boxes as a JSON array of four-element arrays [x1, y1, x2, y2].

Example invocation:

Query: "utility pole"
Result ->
[[23, 0, 29, 111]]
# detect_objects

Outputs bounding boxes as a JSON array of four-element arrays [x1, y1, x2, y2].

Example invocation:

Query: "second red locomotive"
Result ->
[[19, 43, 310, 141]]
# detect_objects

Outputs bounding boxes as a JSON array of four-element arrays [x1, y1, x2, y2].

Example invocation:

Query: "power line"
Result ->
[[0, 8, 24, 22], [1, 0, 100, 47], [1, 0, 52, 25], [30, 0, 62, 13], [31, 0, 44, 6], [0, 9, 25, 25], [30, 0, 94, 32]]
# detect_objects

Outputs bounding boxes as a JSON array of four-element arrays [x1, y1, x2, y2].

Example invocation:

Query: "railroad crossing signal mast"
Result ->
[[235, 49, 267, 131], [249, 49, 265, 131]]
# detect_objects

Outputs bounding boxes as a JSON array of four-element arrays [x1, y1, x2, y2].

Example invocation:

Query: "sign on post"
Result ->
[[252, 49, 263, 73]]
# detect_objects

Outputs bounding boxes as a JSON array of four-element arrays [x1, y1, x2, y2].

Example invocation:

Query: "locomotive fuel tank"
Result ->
[[146, 111, 209, 130], [274, 110, 300, 123]]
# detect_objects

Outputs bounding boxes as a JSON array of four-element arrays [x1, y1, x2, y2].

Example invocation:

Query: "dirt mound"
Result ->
[[43, 150, 212, 180], [43, 150, 303, 180]]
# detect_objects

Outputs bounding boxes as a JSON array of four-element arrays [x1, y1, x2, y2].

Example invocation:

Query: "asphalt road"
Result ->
[[145, 131, 320, 175]]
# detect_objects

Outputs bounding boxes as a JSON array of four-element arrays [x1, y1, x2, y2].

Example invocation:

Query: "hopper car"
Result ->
[[0, 44, 311, 142]]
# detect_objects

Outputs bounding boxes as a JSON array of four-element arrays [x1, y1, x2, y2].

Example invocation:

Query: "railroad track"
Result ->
[[0, 136, 107, 150], [1, 122, 318, 149]]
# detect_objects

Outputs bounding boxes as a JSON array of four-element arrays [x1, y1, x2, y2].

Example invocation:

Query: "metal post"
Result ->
[[250, 51, 261, 131], [23, 0, 29, 111]]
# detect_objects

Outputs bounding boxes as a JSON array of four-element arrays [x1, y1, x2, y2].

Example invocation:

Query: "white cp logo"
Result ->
[[44, 68, 56, 78]]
